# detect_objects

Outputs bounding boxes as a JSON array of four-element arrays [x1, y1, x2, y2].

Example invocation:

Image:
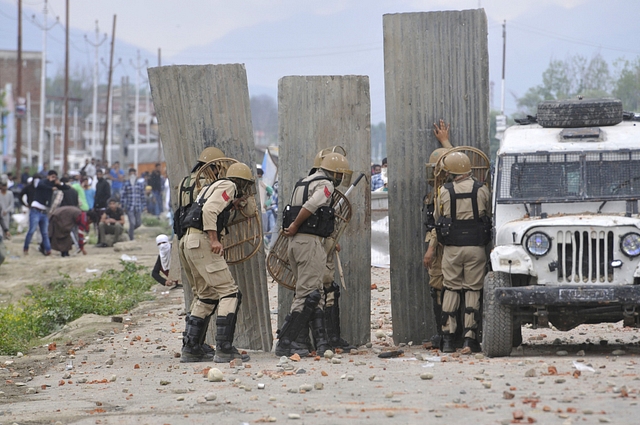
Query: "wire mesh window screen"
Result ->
[[497, 151, 640, 202]]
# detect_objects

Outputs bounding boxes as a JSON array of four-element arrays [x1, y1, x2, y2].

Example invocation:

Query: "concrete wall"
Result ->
[[383, 10, 490, 344], [148, 64, 272, 352], [277, 75, 372, 346]]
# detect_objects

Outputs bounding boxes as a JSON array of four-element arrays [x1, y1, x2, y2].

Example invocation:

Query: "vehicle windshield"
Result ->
[[496, 150, 640, 203]]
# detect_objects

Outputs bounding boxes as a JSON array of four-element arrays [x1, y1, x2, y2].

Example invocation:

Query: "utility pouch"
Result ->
[[435, 216, 452, 244]]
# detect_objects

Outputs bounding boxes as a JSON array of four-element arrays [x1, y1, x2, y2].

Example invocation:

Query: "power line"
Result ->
[[509, 22, 640, 56]]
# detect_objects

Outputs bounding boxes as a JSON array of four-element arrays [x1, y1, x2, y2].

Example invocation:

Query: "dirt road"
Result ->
[[1, 228, 639, 424]]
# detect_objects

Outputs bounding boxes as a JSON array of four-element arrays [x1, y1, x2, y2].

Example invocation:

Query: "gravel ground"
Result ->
[[1, 231, 639, 424]]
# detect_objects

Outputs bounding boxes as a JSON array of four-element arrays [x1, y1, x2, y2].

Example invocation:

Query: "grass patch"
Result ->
[[142, 215, 162, 227], [0, 261, 155, 355]]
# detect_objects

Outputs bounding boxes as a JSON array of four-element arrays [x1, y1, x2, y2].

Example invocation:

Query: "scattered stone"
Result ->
[[288, 388, 298, 393], [290, 353, 301, 362], [612, 350, 625, 356], [105, 358, 114, 365], [385, 411, 395, 417], [176, 396, 185, 401], [296, 369, 306, 375], [26, 387, 37, 394], [288, 413, 301, 419], [555, 378, 566, 384], [109, 375, 117, 382], [365, 342, 372, 348], [537, 379, 545, 384], [299, 384, 313, 392], [347, 375, 354, 381], [204, 392, 217, 402], [483, 382, 492, 389], [331, 358, 341, 364], [503, 391, 515, 399], [599, 418, 611, 423], [324, 350, 334, 359], [314, 382, 324, 390], [556, 350, 568, 356], [207, 368, 224, 382], [475, 353, 485, 360], [160, 380, 170, 386], [576, 350, 585, 356], [375, 330, 386, 339], [420, 373, 434, 380], [525, 368, 536, 377], [258, 383, 265, 389]]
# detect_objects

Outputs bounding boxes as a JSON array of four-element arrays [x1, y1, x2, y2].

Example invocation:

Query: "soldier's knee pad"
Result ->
[[324, 281, 340, 295], [304, 289, 322, 309]]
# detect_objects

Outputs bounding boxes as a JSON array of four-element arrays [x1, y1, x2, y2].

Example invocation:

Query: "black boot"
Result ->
[[462, 337, 481, 353], [441, 334, 456, 353], [183, 314, 215, 355], [275, 312, 311, 357], [213, 312, 250, 363], [180, 315, 215, 363], [325, 305, 356, 351], [294, 322, 314, 352], [198, 314, 216, 355], [310, 308, 331, 356]]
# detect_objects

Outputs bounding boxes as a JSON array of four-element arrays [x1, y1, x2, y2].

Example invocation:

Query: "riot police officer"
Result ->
[[180, 162, 255, 363], [276, 152, 352, 357], [434, 151, 491, 353]]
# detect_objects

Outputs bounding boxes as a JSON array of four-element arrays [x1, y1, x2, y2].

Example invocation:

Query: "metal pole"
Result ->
[[49, 100, 54, 169], [102, 15, 117, 161], [63, 0, 69, 174], [27, 92, 32, 166], [130, 50, 143, 170], [33, 0, 58, 172], [501, 20, 506, 115], [73, 106, 78, 150], [16, 0, 23, 176], [85, 21, 106, 160]]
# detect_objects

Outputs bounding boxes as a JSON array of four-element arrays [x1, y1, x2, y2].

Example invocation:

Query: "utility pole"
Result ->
[[63, 0, 69, 174], [102, 15, 117, 162], [32, 1, 58, 172], [85, 21, 107, 161], [48, 100, 54, 168], [16, 0, 23, 176], [26, 92, 31, 165], [495, 20, 507, 143], [130, 50, 145, 170], [32, 0, 58, 173]]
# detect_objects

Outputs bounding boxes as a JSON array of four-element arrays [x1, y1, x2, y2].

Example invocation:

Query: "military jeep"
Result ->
[[482, 98, 640, 357]]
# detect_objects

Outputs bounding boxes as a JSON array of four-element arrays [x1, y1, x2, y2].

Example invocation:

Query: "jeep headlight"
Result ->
[[620, 233, 640, 257], [525, 232, 551, 257]]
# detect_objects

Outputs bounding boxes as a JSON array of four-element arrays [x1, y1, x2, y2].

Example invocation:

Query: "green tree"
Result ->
[[516, 54, 613, 116], [613, 57, 640, 111]]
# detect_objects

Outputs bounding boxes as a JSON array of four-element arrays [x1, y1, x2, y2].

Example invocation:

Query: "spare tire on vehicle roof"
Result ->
[[536, 98, 623, 128]]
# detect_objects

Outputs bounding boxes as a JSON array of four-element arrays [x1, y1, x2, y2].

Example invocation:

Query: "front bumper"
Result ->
[[495, 285, 640, 306]]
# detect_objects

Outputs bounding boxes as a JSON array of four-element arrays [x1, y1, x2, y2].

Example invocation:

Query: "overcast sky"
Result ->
[[1, 0, 639, 124]]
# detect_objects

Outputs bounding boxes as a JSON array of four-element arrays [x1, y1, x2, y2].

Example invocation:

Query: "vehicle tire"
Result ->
[[482, 271, 513, 357], [536, 98, 623, 128]]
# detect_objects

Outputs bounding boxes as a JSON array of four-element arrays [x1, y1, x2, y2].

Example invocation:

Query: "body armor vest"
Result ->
[[436, 180, 491, 246], [282, 176, 335, 238]]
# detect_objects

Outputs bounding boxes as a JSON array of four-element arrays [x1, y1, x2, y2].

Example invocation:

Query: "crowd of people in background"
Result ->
[[0, 158, 171, 260]]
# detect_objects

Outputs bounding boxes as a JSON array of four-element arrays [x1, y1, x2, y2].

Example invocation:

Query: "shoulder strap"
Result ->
[[445, 181, 481, 222], [294, 176, 331, 204]]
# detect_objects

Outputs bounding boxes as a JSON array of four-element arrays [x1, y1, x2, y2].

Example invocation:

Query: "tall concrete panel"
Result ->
[[277, 76, 371, 346], [383, 10, 490, 344], [148, 64, 272, 352]]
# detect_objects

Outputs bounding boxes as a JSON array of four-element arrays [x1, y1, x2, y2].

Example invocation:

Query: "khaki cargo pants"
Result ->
[[183, 229, 238, 318]]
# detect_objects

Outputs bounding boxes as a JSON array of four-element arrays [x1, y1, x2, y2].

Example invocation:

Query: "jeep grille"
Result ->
[[556, 230, 614, 283]]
